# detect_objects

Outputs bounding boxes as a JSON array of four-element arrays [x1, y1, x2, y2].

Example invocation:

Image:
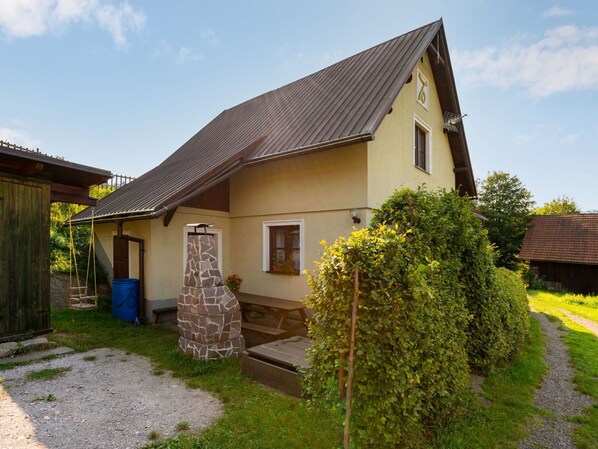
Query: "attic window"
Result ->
[[414, 116, 432, 173]]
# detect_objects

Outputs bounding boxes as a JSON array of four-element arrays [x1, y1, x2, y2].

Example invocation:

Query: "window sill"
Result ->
[[266, 270, 301, 276], [413, 165, 431, 175]]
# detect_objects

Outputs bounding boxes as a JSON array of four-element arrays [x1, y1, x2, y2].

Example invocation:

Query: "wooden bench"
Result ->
[[153, 306, 177, 324], [236, 292, 307, 335]]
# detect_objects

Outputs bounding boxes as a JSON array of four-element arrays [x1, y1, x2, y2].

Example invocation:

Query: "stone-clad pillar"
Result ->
[[178, 234, 244, 359]]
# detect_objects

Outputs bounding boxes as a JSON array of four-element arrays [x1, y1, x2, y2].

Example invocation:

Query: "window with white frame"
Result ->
[[262, 219, 304, 275], [413, 116, 432, 173]]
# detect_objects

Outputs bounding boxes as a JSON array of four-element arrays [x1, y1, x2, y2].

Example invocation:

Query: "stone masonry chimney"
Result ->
[[178, 234, 244, 359]]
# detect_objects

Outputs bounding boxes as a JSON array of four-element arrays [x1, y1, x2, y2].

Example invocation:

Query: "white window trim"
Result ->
[[183, 225, 223, 277], [262, 219, 305, 274], [413, 114, 433, 174], [416, 68, 430, 110]]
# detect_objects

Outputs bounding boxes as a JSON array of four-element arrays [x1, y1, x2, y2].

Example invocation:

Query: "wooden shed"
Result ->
[[520, 214, 598, 295], [0, 141, 111, 342]]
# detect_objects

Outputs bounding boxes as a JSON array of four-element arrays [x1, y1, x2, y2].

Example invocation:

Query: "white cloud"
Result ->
[[174, 46, 203, 65], [0, 126, 41, 150], [454, 25, 598, 97], [152, 41, 203, 65], [543, 5, 575, 18], [0, 0, 145, 47], [201, 28, 218, 47], [561, 133, 579, 145]]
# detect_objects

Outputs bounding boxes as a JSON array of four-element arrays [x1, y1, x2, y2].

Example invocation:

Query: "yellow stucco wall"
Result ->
[[367, 51, 455, 209], [228, 144, 368, 299], [230, 143, 368, 217]]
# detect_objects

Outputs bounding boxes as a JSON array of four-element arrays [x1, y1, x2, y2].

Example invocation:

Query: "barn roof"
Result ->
[[520, 214, 598, 265], [73, 19, 475, 224], [0, 140, 112, 205]]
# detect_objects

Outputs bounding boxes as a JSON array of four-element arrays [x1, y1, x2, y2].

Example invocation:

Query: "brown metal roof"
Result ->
[[520, 215, 598, 265], [73, 19, 475, 223]]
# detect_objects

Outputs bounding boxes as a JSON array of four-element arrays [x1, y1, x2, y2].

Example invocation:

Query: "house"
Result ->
[[71, 19, 476, 322], [520, 214, 598, 295], [0, 141, 111, 342]]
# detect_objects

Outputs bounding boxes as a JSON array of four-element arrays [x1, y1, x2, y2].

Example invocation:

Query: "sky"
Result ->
[[1, 0, 597, 211]]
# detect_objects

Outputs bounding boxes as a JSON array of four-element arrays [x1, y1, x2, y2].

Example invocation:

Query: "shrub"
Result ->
[[371, 188, 502, 371], [474, 268, 530, 369], [304, 226, 470, 448]]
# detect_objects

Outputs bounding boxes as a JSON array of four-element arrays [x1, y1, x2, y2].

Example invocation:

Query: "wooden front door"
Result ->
[[113, 236, 129, 279]]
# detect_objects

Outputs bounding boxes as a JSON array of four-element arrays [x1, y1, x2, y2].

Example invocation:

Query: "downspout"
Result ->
[[117, 221, 146, 323]]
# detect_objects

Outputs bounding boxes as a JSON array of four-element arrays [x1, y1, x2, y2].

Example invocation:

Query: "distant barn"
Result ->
[[520, 214, 598, 295], [0, 141, 111, 342]]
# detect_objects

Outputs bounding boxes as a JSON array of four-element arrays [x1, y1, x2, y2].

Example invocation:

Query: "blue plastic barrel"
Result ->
[[112, 278, 139, 323]]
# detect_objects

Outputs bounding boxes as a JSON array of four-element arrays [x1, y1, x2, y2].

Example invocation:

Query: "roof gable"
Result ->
[[74, 19, 474, 223], [521, 215, 598, 265]]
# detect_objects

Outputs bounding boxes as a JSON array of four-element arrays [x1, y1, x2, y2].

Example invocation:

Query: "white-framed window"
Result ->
[[413, 115, 432, 173], [183, 225, 223, 275], [262, 219, 304, 275], [416, 69, 429, 110]]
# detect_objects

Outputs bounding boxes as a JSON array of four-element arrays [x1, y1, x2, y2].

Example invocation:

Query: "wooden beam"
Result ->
[[453, 167, 470, 173], [427, 43, 446, 66], [19, 161, 44, 176], [50, 191, 97, 206], [51, 182, 89, 196], [163, 207, 177, 227]]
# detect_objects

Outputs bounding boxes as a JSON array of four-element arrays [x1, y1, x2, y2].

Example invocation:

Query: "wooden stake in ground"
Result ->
[[343, 265, 359, 449]]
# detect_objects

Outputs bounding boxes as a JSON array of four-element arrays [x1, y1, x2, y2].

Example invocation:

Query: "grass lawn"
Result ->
[[529, 291, 598, 449], [3, 305, 546, 448], [528, 289, 598, 323]]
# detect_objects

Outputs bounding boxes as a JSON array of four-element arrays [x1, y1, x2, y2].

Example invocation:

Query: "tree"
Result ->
[[476, 171, 534, 269], [533, 195, 580, 215]]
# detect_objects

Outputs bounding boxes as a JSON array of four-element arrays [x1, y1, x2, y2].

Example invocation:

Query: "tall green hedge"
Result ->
[[305, 226, 470, 448], [305, 188, 531, 447], [370, 188, 528, 371]]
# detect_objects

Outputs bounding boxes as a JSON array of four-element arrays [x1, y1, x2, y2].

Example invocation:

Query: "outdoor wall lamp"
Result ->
[[350, 209, 361, 224]]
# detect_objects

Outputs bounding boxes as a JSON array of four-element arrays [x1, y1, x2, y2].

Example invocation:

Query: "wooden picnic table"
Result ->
[[236, 292, 308, 336]]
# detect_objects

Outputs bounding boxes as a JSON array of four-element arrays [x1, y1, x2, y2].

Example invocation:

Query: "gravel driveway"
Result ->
[[0, 348, 222, 449], [519, 312, 594, 449]]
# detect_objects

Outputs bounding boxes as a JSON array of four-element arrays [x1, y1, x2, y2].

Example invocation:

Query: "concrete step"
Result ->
[[0, 337, 51, 358]]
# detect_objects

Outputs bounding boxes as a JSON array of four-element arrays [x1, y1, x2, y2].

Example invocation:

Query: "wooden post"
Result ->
[[339, 349, 346, 400], [343, 265, 359, 449]]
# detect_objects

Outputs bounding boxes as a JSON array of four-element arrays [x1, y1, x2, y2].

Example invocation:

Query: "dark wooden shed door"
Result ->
[[113, 236, 129, 279], [0, 176, 51, 342]]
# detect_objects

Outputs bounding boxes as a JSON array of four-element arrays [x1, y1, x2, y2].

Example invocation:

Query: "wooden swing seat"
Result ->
[[67, 286, 98, 310]]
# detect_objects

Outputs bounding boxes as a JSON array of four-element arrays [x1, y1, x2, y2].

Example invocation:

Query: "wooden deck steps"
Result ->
[[241, 336, 312, 397]]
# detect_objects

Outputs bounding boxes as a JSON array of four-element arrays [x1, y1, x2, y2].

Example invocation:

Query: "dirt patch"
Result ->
[[557, 308, 598, 337], [0, 348, 222, 449]]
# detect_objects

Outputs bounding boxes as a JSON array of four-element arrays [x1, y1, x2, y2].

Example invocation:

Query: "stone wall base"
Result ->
[[178, 335, 245, 360]]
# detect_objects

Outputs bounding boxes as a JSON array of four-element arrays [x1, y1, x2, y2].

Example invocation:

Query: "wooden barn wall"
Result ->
[[0, 174, 51, 342], [533, 260, 598, 295]]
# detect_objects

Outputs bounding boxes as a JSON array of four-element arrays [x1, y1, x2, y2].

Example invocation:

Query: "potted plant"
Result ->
[[225, 274, 242, 293]]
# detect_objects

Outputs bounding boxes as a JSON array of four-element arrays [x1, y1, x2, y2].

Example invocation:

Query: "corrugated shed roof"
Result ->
[[73, 19, 474, 223], [520, 215, 598, 265]]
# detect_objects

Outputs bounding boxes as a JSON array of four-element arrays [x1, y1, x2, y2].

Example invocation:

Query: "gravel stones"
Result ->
[[519, 312, 594, 449], [0, 348, 222, 449]]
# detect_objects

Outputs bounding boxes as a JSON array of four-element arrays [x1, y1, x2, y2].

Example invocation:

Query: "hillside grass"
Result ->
[[16, 306, 549, 448], [529, 292, 598, 449]]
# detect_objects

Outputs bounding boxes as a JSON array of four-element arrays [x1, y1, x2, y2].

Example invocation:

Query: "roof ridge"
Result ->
[[225, 19, 443, 112]]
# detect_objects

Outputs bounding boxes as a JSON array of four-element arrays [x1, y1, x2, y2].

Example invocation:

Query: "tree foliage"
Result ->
[[476, 172, 534, 270], [533, 195, 580, 215], [50, 186, 114, 276]]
